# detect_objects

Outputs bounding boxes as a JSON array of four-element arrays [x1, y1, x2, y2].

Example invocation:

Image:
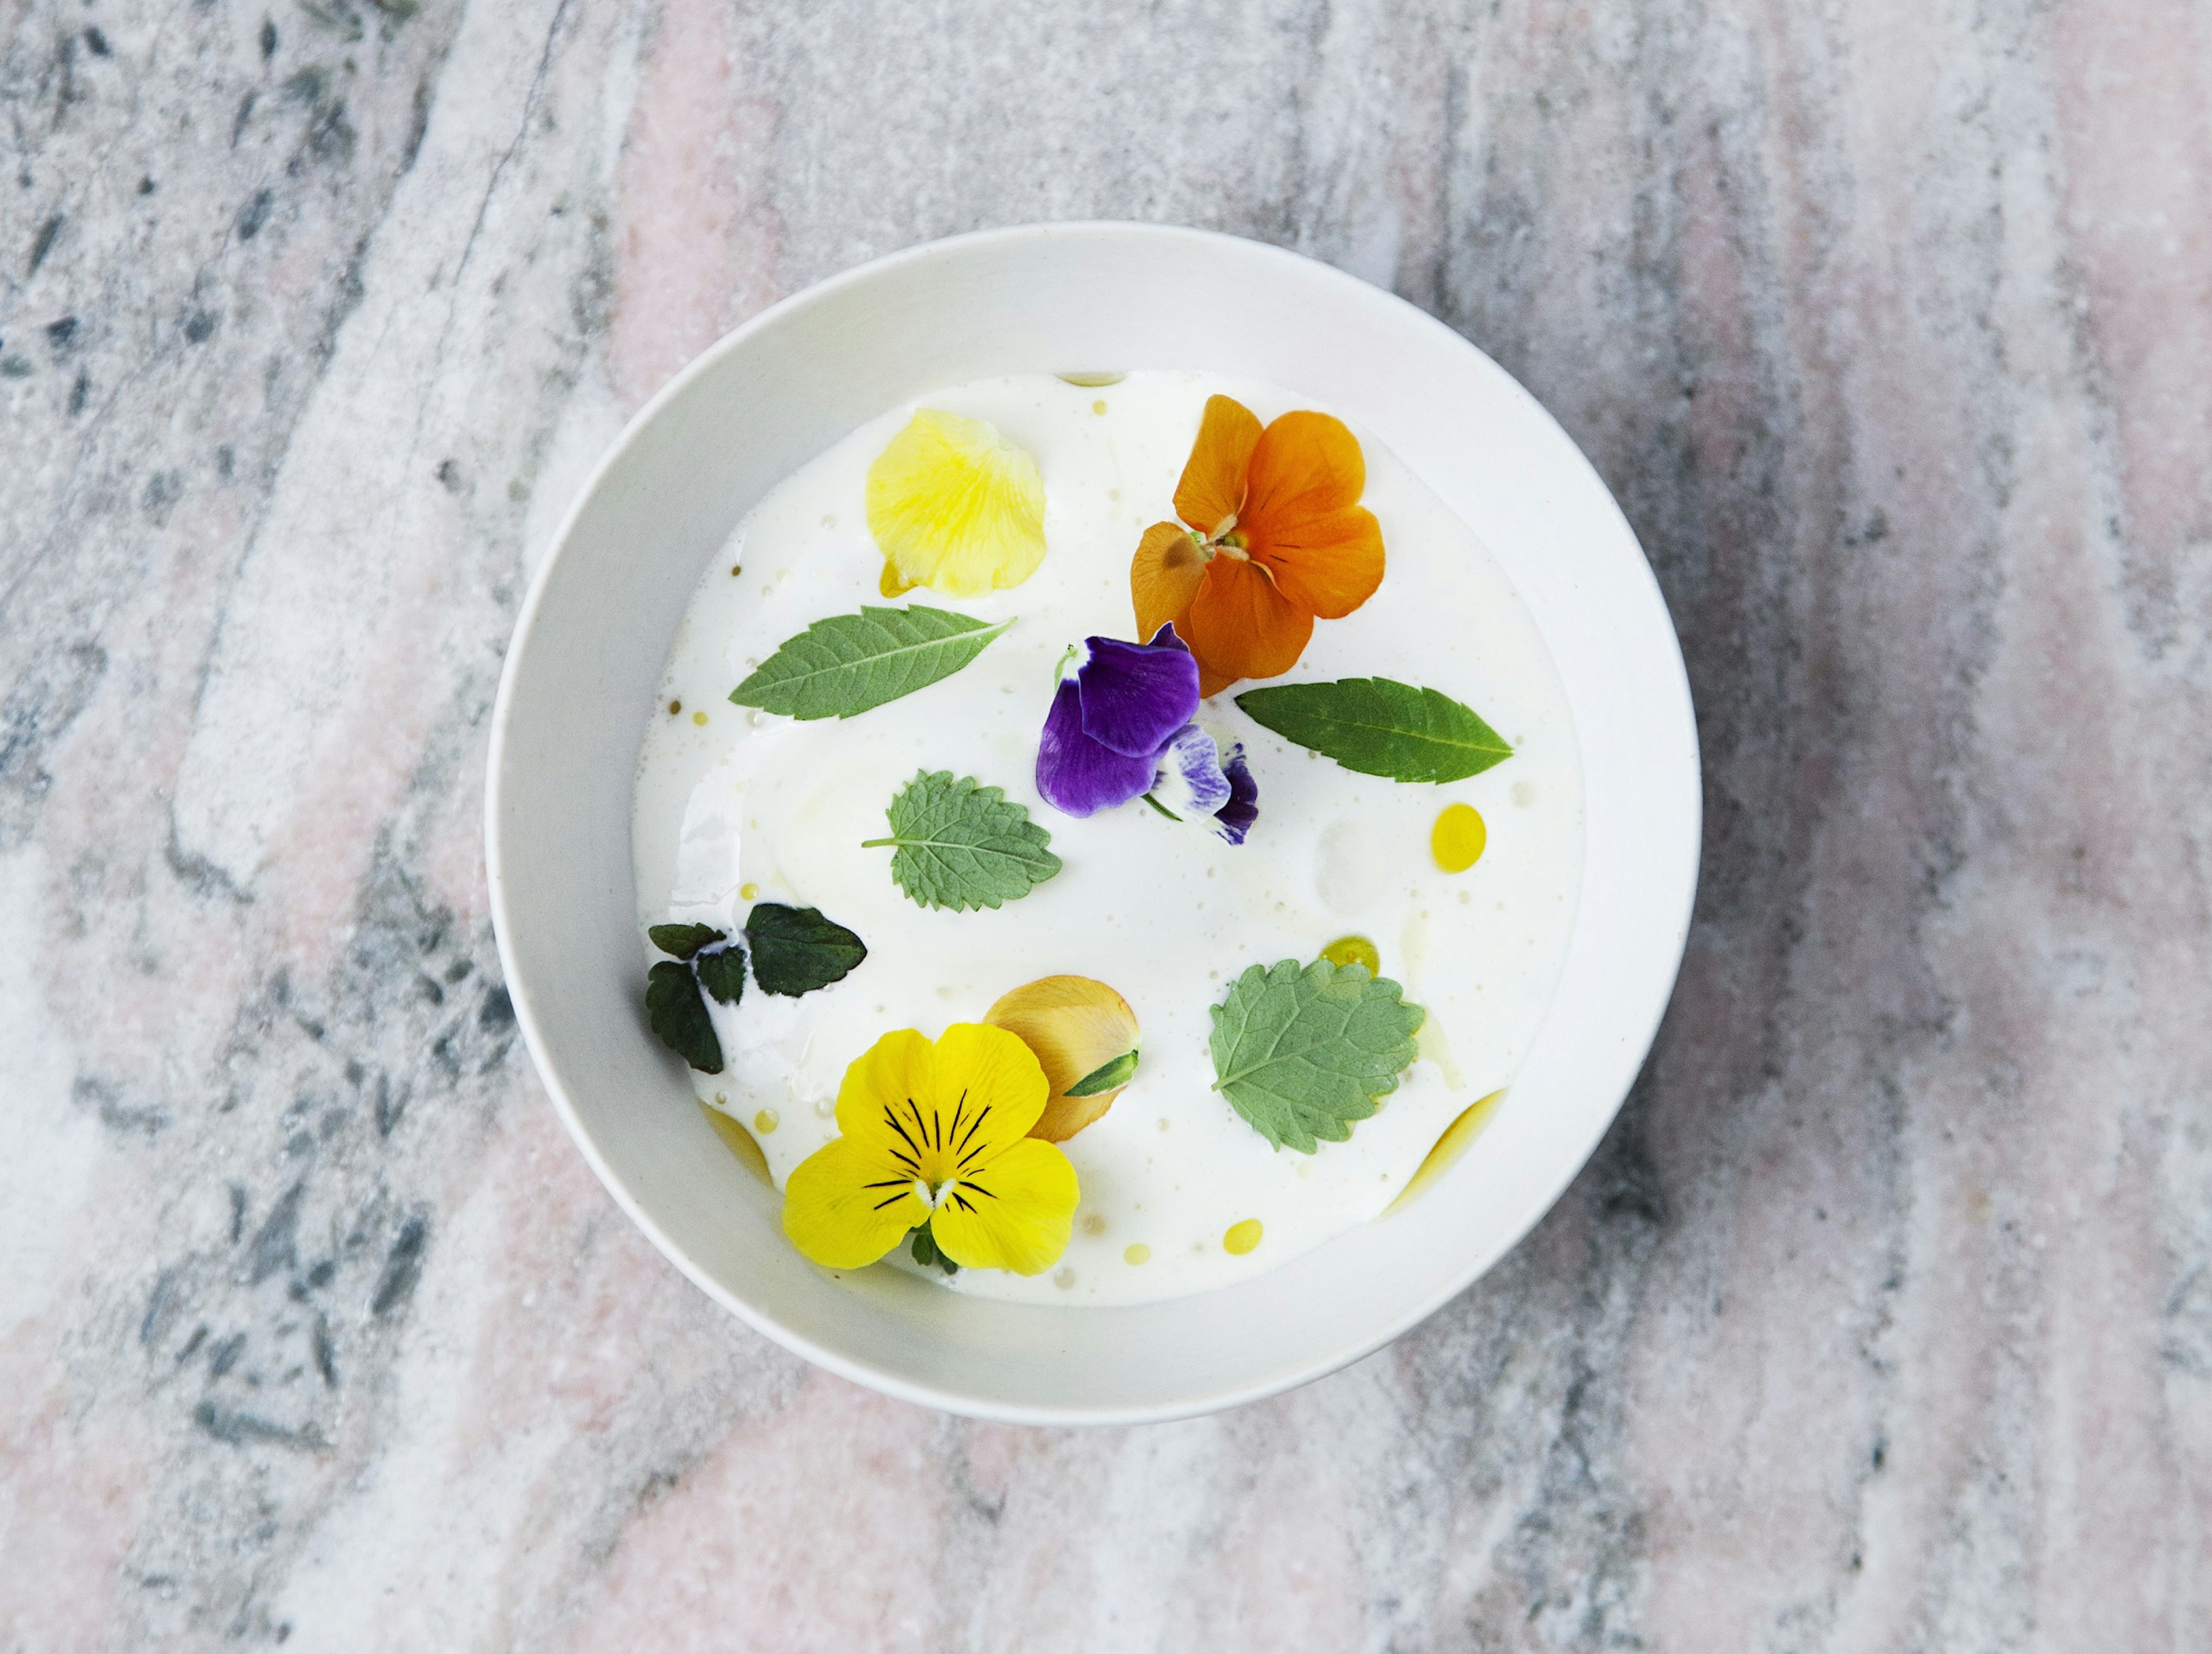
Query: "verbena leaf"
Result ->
[[729, 605, 1014, 721], [864, 770, 1062, 911], [647, 960, 724, 1074], [744, 903, 868, 996], [1066, 1049, 1139, 1097], [694, 942, 748, 1005], [1234, 678, 1513, 783], [648, 922, 726, 960], [1209, 959, 1426, 1153]]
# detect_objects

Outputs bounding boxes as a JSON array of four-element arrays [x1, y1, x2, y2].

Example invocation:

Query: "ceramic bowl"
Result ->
[[486, 222, 1699, 1424]]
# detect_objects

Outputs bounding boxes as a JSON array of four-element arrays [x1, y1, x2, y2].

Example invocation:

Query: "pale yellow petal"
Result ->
[[782, 1137, 929, 1268], [931, 1138, 1080, 1275], [984, 976, 1139, 1142], [865, 409, 1046, 597]]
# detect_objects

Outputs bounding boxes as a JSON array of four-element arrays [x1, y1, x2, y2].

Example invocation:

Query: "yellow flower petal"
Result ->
[[983, 975, 1139, 1142], [865, 409, 1046, 597], [927, 1022, 1050, 1157], [832, 1027, 939, 1166], [930, 1137, 1080, 1275], [782, 1136, 929, 1268]]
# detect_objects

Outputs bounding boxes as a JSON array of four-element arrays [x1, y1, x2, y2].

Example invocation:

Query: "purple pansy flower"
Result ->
[[1147, 723, 1260, 845], [1036, 627, 1202, 817]]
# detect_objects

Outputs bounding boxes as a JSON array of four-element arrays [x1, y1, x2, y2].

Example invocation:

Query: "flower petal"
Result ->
[[782, 1136, 929, 1269], [1250, 505, 1384, 619], [1149, 724, 1232, 818], [1172, 395, 1263, 535], [984, 975, 1140, 1142], [931, 1138, 1080, 1275], [1036, 678, 1157, 816], [931, 1022, 1052, 1158], [1240, 410, 1366, 531], [1211, 741, 1259, 844], [1074, 633, 1200, 758], [831, 1027, 940, 1167], [1131, 520, 1207, 644], [1181, 558, 1314, 691], [865, 409, 1047, 597]]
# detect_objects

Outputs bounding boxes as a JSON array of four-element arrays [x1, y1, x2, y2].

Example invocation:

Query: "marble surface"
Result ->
[[3, 0, 2208, 1645]]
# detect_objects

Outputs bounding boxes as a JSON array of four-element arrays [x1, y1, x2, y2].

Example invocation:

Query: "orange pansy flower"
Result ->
[[1130, 395, 1385, 697]]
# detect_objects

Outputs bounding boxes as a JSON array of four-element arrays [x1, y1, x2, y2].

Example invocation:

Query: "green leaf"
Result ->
[[1066, 1049, 1139, 1097], [862, 770, 1062, 911], [744, 903, 868, 996], [1209, 958, 1426, 1153], [647, 922, 726, 960], [729, 605, 1014, 721], [1234, 678, 1513, 783], [910, 1223, 957, 1275], [647, 960, 724, 1074], [694, 942, 748, 1005]]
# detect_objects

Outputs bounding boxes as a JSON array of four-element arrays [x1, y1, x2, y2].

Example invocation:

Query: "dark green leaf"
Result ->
[[647, 922, 726, 960], [729, 605, 1014, 721], [910, 1224, 957, 1275], [744, 903, 868, 996], [1066, 1049, 1140, 1097], [646, 960, 723, 1073], [694, 941, 748, 1005], [863, 770, 1062, 911], [1235, 678, 1513, 783], [1209, 958, 1425, 1153]]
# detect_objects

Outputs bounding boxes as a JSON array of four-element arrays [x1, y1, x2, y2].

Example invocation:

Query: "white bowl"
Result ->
[[486, 223, 1699, 1425]]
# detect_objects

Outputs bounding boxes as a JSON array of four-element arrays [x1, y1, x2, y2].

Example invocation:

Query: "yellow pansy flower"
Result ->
[[866, 409, 1047, 598], [782, 1024, 1079, 1275]]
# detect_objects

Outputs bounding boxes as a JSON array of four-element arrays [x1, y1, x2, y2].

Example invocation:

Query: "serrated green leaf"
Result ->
[[862, 770, 1062, 911], [729, 605, 1013, 721], [1209, 958, 1426, 1153], [1234, 678, 1513, 783], [694, 942, 748, 1005], [1066, 1049, 1139, 1097], [647, 960, 724, 1073], [648, 922, 726, 960], [744, 903, 868, 996]]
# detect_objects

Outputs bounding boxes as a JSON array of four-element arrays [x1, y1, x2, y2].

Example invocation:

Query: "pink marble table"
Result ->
[[4, 0, 2208, 1645]]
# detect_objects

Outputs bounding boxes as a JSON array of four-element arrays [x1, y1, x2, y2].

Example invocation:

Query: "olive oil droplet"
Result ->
[[1124, 1243, 1151, 1266], [1431, 803, 1487, 872], [753, 1109, 778, 1135], [1224, 1218, 1263, 1256], [1320, 934, 1380, 975]]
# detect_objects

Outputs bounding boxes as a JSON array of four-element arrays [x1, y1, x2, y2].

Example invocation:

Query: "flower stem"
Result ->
[[1139, 792, 1181, 822]]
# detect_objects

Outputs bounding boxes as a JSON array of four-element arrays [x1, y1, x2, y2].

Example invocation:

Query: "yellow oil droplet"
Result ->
[[1053, 1267, 1077, 1290], [753, 1108, 779, 1135], [739, 882, 759, 900], [1223, 1218, 1263, 1256], [692, 710, 709, 726], [1092, 398, 1108, 415], [667, 699, 682, 714], [697, 1103, 771, 1186], [1320, 934, 1380, 975], [730, 563, 742, 577], [1431, 803, 1487, 872], [1386, 1089, 1509, 1214], [1124, 1243, 1151, 1266], [1081, 1211, 1108, 1237]]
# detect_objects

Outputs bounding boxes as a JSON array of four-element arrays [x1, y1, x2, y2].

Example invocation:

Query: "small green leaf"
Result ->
[[1234, 678, 1513, 783], [1209, 958, 1426, 1153], [862, 770, 1062, 911], [729, 605, 1014, 721], [647, 922, 726, 960], [744, 903, 868, 996], [646, 960, 724, 1073], [910, 1223, 957, 1275], [694, 942, 748, 1005], [1066, 1049, 1139, 1097]]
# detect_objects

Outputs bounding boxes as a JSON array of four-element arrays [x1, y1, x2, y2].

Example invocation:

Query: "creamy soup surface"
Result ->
[[632, 370, 1584, 1307]]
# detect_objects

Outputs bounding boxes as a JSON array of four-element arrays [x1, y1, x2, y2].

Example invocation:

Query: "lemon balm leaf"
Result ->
[[1209, 959, 1425, 1153], [729, 605, 1014, 721], [1234, 678, 1513, 783], [863, 770, 1062, 911], [646, 960, 723, 1074], [743, 903, 868, 996]]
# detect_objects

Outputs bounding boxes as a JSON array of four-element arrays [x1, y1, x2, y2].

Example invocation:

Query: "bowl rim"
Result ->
[[486, 220, 1700, 1423]]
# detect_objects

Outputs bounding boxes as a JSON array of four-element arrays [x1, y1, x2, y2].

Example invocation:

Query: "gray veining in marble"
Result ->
[[3, 0, 2208, 1646]]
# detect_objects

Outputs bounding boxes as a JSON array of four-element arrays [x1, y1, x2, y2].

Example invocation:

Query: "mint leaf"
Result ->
[[1234, 678, 1512, 783], [648, 922, 726, 960], [1066, 1049, 1139, 1097], [730, 605, 1013, 721], [694, 942, 748, 1005], [647, 960, 724, 1073], [744, 903, 868, 996], [863, 770, 1062, 911], [1209, 959, 1425, 1152]]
